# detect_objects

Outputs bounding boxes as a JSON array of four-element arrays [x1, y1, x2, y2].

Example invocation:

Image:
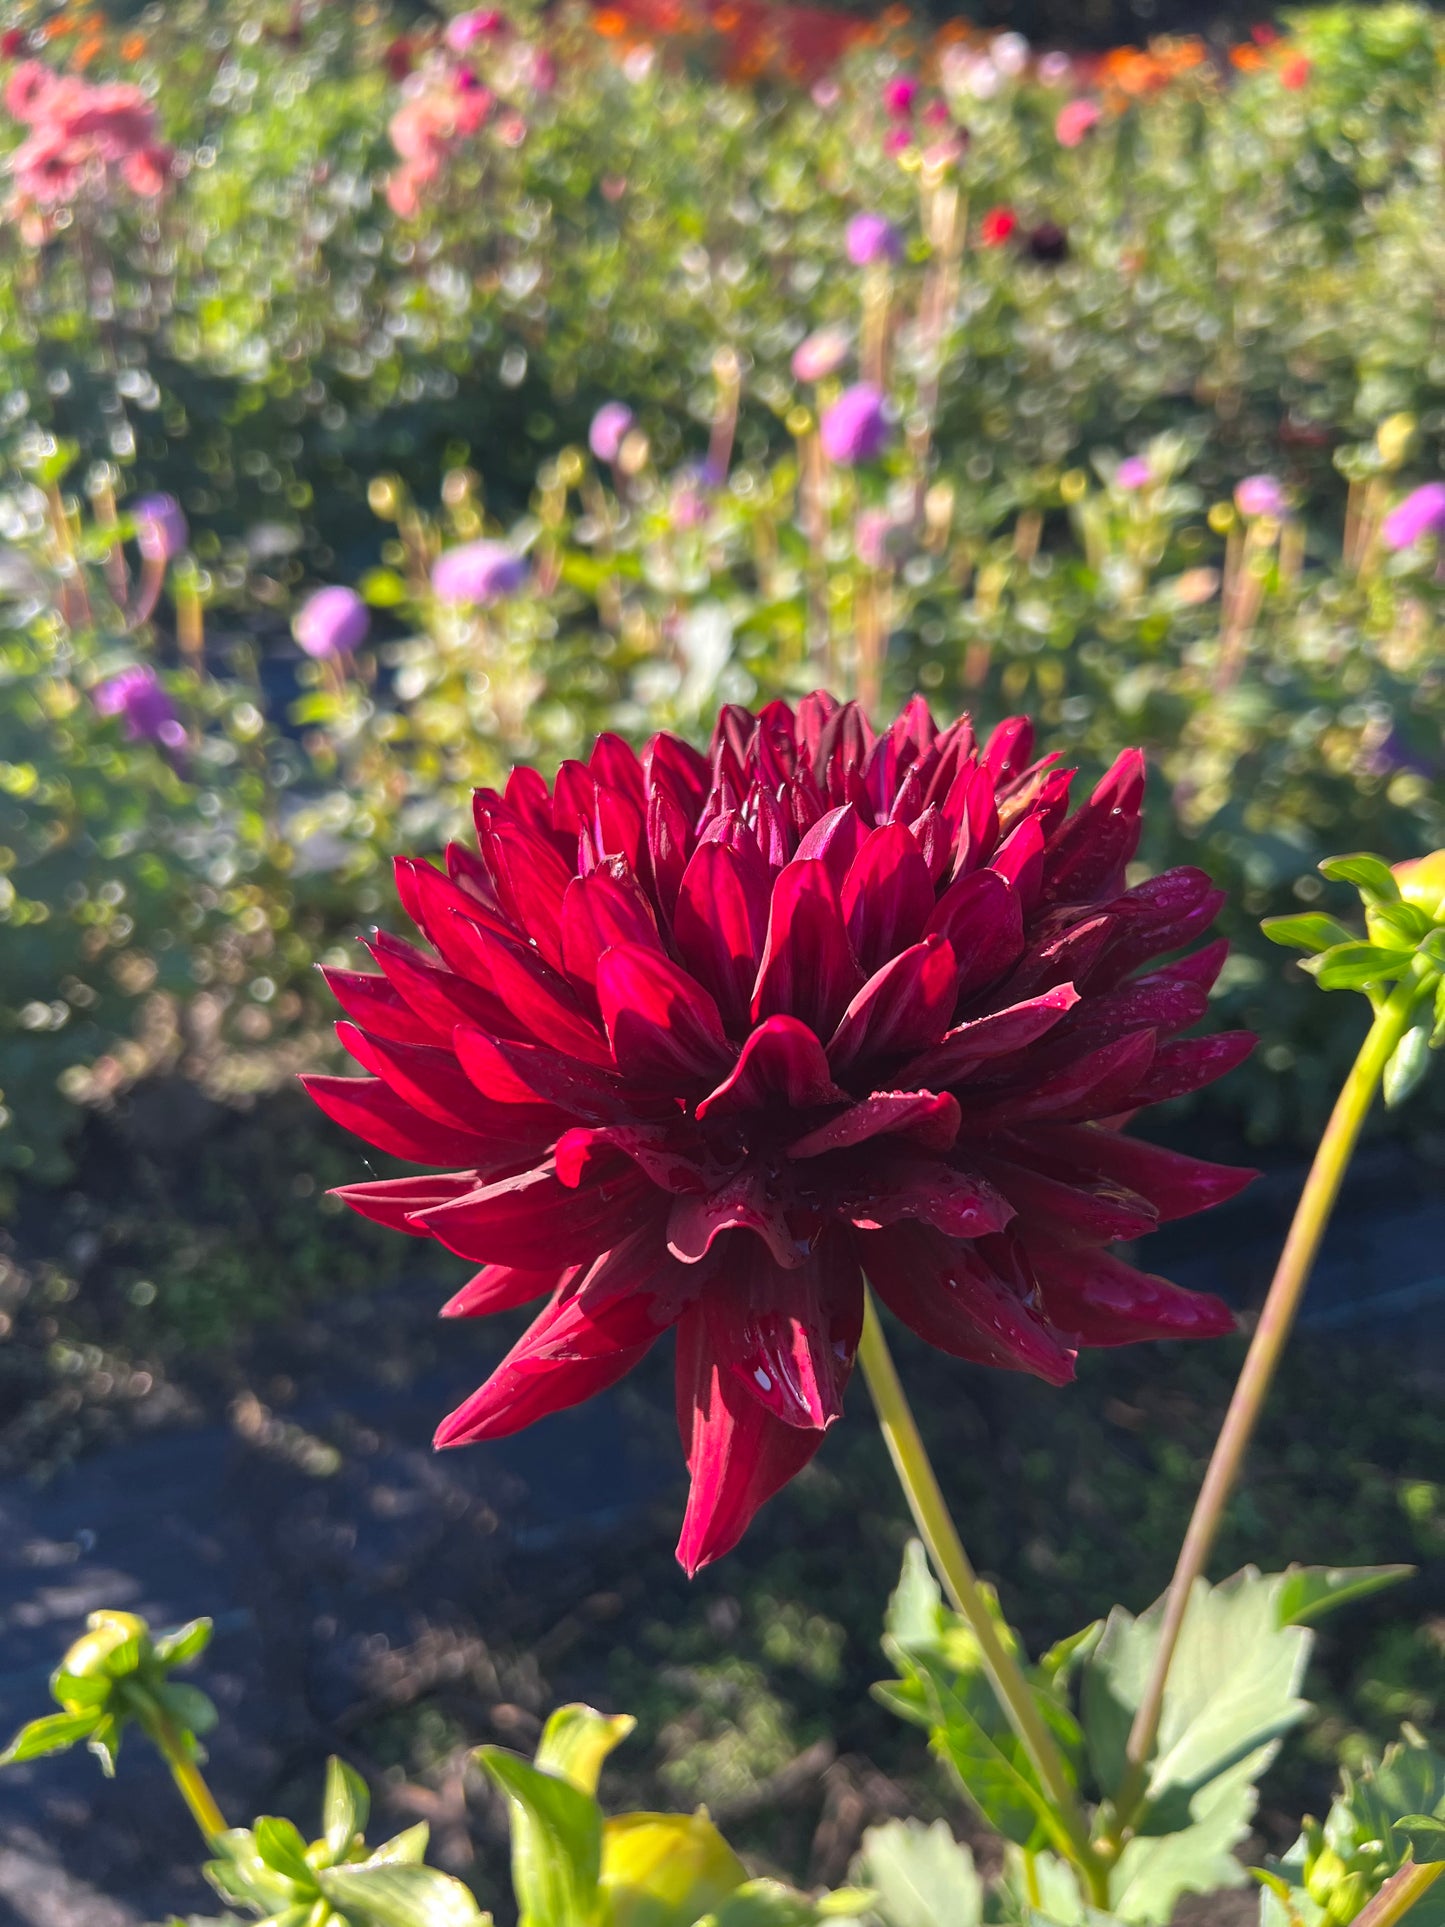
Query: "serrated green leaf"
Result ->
[[1274, 1563, 1414, 1626], [475, 1746, 602, 1927], [318, 1860, 491, 1927], [252, 1816, 314, 1886], [1261, 914, 1357, 954], [1319, 854, 1401, 903], [152, 1619, 214, 1668], [1385, 1022, 1435, 1108], [0, 1709, 99, 1765], [1310, 942, 1410, 990], [1397, 1818, 1445, 1864], [323, 1755, 371, 1859], [858, 1818, 984, 1927], [534, 1704, 636, 1796]]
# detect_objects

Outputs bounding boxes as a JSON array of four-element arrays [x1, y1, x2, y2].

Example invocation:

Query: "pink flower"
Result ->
[[791, 326, 851, 384], [883, 126, 914, 157], [845, 211, 902, 267], [432, 539, 528, 603], [979, 206, 1018, 247], [294, 586, 371, 659], [1115, 457, 1152, 491], [445, 9, 509, 51], [589, 402, 635, 464], [94, 665, 184, 747], [5, 60, 57, 120], [1055, 97, 1101, 147], [1382, 483, 1445, 551], [1234, 474, 1287, 520], [311, 697, 1250, 1572], [132, 494, 187, 564], [883, 74, 919, 118], [820, 384, 891, 465]]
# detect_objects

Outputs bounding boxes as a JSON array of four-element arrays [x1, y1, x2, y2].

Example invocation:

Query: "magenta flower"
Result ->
[[589, 402, 636, 465], [1115, 457, 1152, 492], [310, 696, 1251, 1572], [791, 326, 851, 385], [132, 493, 187, 564], [883, 75, 920, 117], [846, 212, 902, 267], [1055, 97, 1101, 146], [94, 666, 184, 746], [1381, 483, 1445, 551], [445, 9, 508, 51], [295, 586, 371, 660], [820, 384, 891, 466], [1234, 475, 1287, 520], [431, 539, 529, 604]]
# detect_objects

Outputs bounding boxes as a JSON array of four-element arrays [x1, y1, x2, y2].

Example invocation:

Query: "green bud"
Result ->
[[1393, 852, 1445, 920]]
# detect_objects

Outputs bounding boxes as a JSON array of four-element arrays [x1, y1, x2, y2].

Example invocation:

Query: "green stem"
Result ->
[[1115, 978, 1420, 1827], [857, 1292, 1108, 1901], [149, 1711, 228, 1843], [1354, 1862, 1445, 1927]]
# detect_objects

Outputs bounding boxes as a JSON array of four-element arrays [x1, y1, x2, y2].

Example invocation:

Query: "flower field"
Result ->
[[5, 3, 1445, 1924]]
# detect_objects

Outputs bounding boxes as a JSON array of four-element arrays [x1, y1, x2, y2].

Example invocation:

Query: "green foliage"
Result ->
[[854, 1817, 983, 1927]]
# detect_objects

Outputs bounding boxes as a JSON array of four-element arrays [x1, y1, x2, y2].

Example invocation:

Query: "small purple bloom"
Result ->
[[94, 665, 184, 746], [820, 384, 891, 466], [791, 326, 851, 384], [1234, 474, 1287, 520], [1381, 482, 1445, 550], [132, 493, 187, 565], [846, 212, 902, 267], [1115, 456, 1152, 491], [589, 401, 635, 465], [294, 585, 370, 659], [432, 538, 529, 604]]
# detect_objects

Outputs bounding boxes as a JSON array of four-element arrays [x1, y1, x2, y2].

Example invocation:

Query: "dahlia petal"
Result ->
[[944, 761, 1001, 878], [960, 1031, 1157, 1129], [752, 858, 865, 1037], [322, 966, 442, 1047], [440, 1264, 564, 1317], [857, 1222, 1075, 1384], [1025, 1237, 1236, 1345], [503, 762, 556, 837], [1042, 749, 1145, 904], [593, 782, 647, 876], [794, 804, 868, 886], [843, 1154, 1015, 1239], [1117, 1032, 1255, 1106], [590, 730, 647, 809], [560, 866, 662, 991], [414, 1159, 660, 1266], [303, 1074, 502, 1168], [1084, 869, 1226, 989], [1001, 764, 1074, 844], [996, 912, 1114, 1006], [752, 699, 800, 785], [488, 1035, 649, 1122], [667, 1169, 808, 1269], [369, 929, 510, 1037], [553, 759, 598, 839], [446, 841, 510, 919], [332, 1172, 479, 1233], [704, 1231, 862, 1429], [908, 803, 951, 885], [674, 1304, 828, 1574], [1021, 1124, 1256, 1221], [899, 985, 1080, 1088], [1057, 976, 1209, 1052], [596, 943, 735, 1086], [337, 1022, 554, 1142], [842, 822, 935, 975], [1151, 937, 1230, 995], [972, 1155, 1158, 1240], [674, 838, 773, 1032], [445, 916, 614, 1066], [476, 816, 575, 967], [695, 1014, 848, 1119], [555, 1123, 708, 1194], [827, 936, 957, 1074], [394, 858, 513, 980], [646, 730, 711, 816], [645, 782, 694, 920], [435, 1311, 650, 1447], [982, 715, 1034, 786], [786, 1090, 961, 1158], [925, 870, 1024, 1002]]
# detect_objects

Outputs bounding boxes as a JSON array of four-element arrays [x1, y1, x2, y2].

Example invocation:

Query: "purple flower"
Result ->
[[791, 326, 851, 384], [132, 493, 187, 565], [1234, 474, 1287, 520], [820, 384, 891, 466], [845, 212, 902, 267], [94, 665, 184, 746], [1381, 482, 1445, 551], [1115, 457, 1152, 491], [432, 539, 529, 605], [589, 401, 635, 464], [294, 586, 370, 659]]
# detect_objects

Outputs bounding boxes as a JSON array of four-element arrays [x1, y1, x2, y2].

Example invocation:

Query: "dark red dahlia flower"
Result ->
[[307, 695, 1253, 1573]]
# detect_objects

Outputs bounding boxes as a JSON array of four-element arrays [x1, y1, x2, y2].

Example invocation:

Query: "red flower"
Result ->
[[1279, 52, 1310, 89], [309, 697, 1252, 1573], [979, 205, 1019, 247]]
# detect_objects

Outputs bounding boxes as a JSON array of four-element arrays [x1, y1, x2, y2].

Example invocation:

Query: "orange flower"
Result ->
[[593, 8, 628, 35], [1229, 43, 1266, 71], [120, 33, 147, 60]]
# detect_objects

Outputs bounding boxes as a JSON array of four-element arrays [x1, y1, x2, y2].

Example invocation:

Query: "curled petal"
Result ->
[[1026, 1237, 1236, 1345], [1019, 1124, 1256, 1222], [1117, 1032, 1255, 1106], [974, 1154, 1158, 1241], [560, 866, 662, 991], [675, 1304, 830, 1575], [696, 1015, 848, 1119], [900, 985, 1080, 1088], [703, 1230, 863, 1429], [926, 869, 1024, 999], [1084, 868, 1226, 990], [332, 1172, 478, 1233], [322, 967, 441, 1047], [555, 1123, 708, 1193], [303, 1074, 504, 1169], [842, 1153, 1015, 1239], [441, 1264, 565, 1317], [1042, 748, 1145, 904], [596, 943, 736, 1087], [476, 815, 576, 967], [674, 838, 773, 1032], [414, 1159, 660, 1266], [787, 1090, 960, 1158], [960, 1031, 1157, 1130], [668, 1166, 808, 1269], [842, 822, 934, 975], [858, 1222, 1075, 1384], [988, 816, 1046, 909], [827, 936, 957, 1074], [752, 858, 865, 1036]]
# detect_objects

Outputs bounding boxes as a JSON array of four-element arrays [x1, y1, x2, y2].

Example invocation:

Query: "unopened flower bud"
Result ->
[[1393, 851, 1445, 918]]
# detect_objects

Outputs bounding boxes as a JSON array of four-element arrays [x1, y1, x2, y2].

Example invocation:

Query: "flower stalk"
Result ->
[[1353, 1861, 1445, 1927], [1117, 974, 1422, 1822], [148, 1707, 228, 1843], [857, 1291, 1108, 1901]]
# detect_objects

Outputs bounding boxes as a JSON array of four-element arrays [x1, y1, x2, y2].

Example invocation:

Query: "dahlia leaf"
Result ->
[[1318, 853, 1402, 904], [1272, 1564, 1414, 1630], [322, 1754, 371, 1858], [317, 1860, 492, 1927], [474, 1746, 602, 1927], [1394, 1818, 1445, 1864], [534, 1704, 636, 1797], [1309, 942, 1411, 990], [1102, 1753, 1259, 1922], [1260, 914, 1356, 955], [856, 1817, 984, 1927], [0, 1708, 99, 1765], [1384, 1021, 1434, 1108]]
